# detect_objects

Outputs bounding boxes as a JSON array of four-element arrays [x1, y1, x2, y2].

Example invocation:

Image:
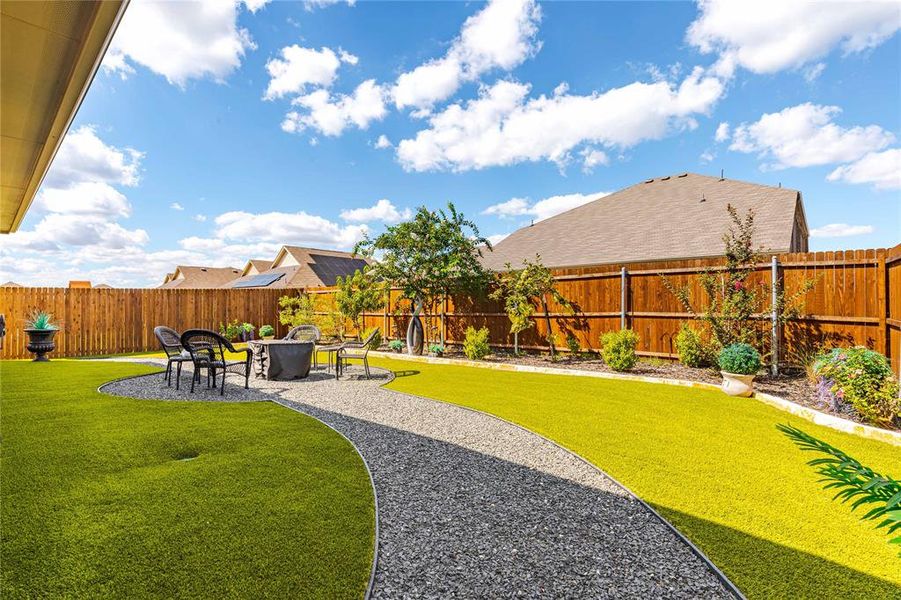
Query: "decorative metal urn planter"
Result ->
[[25, 328, 58, 361]]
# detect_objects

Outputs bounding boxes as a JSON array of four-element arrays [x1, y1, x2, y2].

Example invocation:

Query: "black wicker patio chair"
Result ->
[[285, 324, 322, 367], [336, 327, 379, 380], [153, 326, 192, 389], [180, 329, 252, 396]]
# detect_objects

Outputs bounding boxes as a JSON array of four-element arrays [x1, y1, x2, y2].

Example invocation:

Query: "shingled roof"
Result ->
[[482, 173, 808, 270], [159, 266, 242, 289], [225, 246, 370, 289], [241, 259, 272, 277]]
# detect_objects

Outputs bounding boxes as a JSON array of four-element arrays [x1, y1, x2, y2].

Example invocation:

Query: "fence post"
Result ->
[[771, 255, 779, 376], [620, 267, 627, 330]]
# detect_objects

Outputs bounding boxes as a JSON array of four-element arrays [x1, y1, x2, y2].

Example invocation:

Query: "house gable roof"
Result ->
[[159, 265, 241, 289], [241, 259, 272, 277], [226, 246, 370, 289], [482, 173, 806, 270]]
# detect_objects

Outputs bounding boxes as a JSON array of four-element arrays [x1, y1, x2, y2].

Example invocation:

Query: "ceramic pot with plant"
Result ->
[[259, 324, 275, 340], [24, 310, 59, 362], [239, 323, 255, 342], [428, 343, 445, 357], [718, 342, 761, 397], [388, 340, 404, 353]]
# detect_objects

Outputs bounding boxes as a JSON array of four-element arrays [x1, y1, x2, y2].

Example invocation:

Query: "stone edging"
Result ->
[[370, 351, 901, 447], [97, 368, 381, 600]]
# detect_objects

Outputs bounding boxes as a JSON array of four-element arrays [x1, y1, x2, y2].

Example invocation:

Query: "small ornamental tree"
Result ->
[[335, 266, 385, 339], [355, 203, 492, 354], [490, 255, 571, 356], [662, 204, 815, 354]]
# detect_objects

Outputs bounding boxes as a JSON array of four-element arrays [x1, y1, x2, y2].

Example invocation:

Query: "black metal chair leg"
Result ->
[[176, 362, 182, 390], [220, 370, 226, 396]]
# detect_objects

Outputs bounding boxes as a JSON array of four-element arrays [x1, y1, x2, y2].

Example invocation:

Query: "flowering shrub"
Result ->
[[813, 347, 900, 427], [600, 329, 639, 372], [718, 343, 761, 375], [463, 326, 491, 360]]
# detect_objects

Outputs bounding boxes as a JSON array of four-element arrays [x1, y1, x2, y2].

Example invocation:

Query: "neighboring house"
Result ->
[[240, 259, 272, 277], [0, 281, 22, 287], [482, 173, 809, 271], [94, 283, 113, 289], [225, 246, 370, 289], [69, 280, 91, 289], [159, 266, 242, 289]]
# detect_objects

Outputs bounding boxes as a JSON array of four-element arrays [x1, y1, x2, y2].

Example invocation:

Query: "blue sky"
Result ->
[[4, 0, 900, 287]]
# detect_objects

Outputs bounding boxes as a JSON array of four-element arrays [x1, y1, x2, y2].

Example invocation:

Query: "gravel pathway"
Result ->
[[100, 359, 737, 599]]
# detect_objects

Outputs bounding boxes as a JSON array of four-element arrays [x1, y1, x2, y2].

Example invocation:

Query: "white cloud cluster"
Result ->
[[102, 0, 256, 87], [482, 191, 607, 223], [728, 103, 894, 170], [43, 126, 142, 189], [392, 0, 541, 111], [340, 199, 411, 224], [212, 210, 367, 248], [827, 148, 901, 190], [687, 0, 901, 77], [809, 223, 876, 238], [264, 46, 357, 100], [397, 67, 725, 172], [281, 80, 387, 136]]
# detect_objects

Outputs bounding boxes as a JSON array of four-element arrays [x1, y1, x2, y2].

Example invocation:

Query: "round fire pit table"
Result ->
[[248, 339, 314, 380]]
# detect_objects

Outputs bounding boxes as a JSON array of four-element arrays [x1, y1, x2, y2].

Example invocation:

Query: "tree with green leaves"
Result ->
[[335, 266, 385, 339], [490, 255, 571, 356], [355, 202, 492, 354]]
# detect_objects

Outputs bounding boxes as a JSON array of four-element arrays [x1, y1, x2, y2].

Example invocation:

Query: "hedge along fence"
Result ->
[[0, 287, 287, 359], [310, 244, 901, 376], [1, 244, 899, 375]]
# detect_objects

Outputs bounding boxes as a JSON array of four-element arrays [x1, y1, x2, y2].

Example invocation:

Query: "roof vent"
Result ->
[[700, 193, 706, 203], [644, 178, 654, 183], [661, 175, 670, 180], [678, 172, 688, 178], [720, 169, 725, 181]]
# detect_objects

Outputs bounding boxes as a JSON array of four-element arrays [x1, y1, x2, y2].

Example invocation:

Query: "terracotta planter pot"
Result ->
[[721, 371, 755, 397], [25, 328, 58, 362]]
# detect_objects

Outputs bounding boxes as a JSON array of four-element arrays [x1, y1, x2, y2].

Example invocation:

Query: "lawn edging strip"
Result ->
[[371, 351, 901, 447], [383, 380, 746, 600], [96, 369, 380, 600]]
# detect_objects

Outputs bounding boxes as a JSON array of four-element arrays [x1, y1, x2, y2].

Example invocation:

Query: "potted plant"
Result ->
[[718, 342, 761, 397], [259, 324, 275, 340], [24, 310, 59, 362], [239, 322, 255, 342], [428, 343, 445, 357], [388, 339, 404, 353]]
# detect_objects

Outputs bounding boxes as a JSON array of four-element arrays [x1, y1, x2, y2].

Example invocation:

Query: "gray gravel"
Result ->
[[100, 359, 736, 599]]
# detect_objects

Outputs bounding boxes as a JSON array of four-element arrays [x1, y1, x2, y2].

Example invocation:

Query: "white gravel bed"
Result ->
[[99, 359, 736, 599]]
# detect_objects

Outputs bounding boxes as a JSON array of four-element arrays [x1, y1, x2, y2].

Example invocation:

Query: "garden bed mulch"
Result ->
[[413, 349, 888, 430]]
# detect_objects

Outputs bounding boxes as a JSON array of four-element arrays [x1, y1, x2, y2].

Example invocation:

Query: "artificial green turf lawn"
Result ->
[[0, 360, 374, 599], [371, 356, 901, 600]]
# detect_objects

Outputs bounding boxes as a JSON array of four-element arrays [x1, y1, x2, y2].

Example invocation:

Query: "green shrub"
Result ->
[[463, 326, 491, 360], [600, 329, 639, 372], [813, 347, 900, 427], [429, 343, 445, 354], [674, 324, 714, 368], [219, 319, 243, 341], [259, 324, 275, 337], [388, 339, 404, 352], [718, 343, 761, 375], [566, 335, 581, 357], [362, 327, 382, 350]]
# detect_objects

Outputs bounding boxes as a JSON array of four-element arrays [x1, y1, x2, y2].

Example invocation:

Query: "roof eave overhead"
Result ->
[[1, 0, 128, 233]]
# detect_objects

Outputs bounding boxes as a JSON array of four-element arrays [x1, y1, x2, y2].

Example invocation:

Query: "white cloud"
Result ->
[[483, 191, 607, 222], [392, 0, 542, 110], [374, 134, 392, 149], [338, 48, 359, 65], [397, 67, 725, 172], [340, 199, 411, 224], [194, 214, 208, 222], [699, 150, 715, 163], [687, 0, 901, 76], [282, 79, 387, 136], [211, 210, 368, 248], [802, 62, 827, 83], [43, 125, 142, 188], [103, 0, 256, 87], [809, 223, 876, 238], [304, 0, 356, 10], [264, 46, 342, 100], [170, 202, 185, 211], [827, 148, 901, 190], [486, 233, 510, 246], [729, 103, 894, 170], [580, 148, 609, 173], [243, 0, 270, 13], [714, 121, 730, 142], [35, 182, 131, 218]]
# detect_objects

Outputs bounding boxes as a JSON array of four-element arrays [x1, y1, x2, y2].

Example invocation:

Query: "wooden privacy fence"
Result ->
[[1, 244, 899, 375], [0, 287, 288, 359]]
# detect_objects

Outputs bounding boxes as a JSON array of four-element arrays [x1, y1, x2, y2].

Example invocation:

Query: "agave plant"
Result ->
[[778, 423, 901, 556], [25, 310, 57, 330]]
